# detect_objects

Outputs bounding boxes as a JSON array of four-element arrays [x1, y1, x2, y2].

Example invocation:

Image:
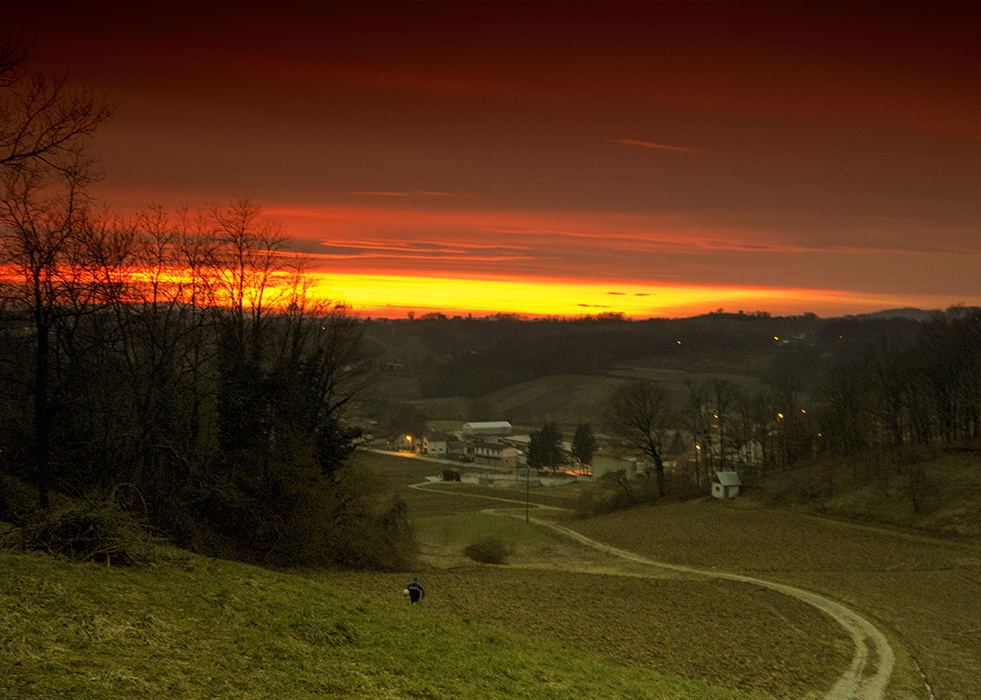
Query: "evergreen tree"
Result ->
[[571, 423, 597, 473], [528, 422, 564, 472]]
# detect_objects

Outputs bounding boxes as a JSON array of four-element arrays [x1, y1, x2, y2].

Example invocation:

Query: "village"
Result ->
[[378, 421, 743, 499]]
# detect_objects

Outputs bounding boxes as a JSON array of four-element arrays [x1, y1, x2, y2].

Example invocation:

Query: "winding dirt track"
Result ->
[[410, 482, 895, 700]]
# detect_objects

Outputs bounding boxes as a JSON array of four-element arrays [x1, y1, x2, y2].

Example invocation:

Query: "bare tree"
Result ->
[[683, 378, 713, 486], [0, 27, 113, 507], [0, 30, 111, 174], [707, 377, 741, 469], [208, 199, 290, 352], [607, 379, 674, 497], [0, 164, 108, 507]]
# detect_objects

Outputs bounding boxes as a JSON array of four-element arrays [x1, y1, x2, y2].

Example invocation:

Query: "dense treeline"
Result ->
[[0, 200, 412, 568], [818, 306, 980, 454], [0, 31, 411, 568], [365, 311, 924, 401]]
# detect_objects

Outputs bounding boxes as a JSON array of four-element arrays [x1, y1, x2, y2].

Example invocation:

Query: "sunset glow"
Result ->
[[4, 1, 978, 319], [307, 273, 961, 320]]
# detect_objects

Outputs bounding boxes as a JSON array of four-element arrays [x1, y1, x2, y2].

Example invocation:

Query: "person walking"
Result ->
[[404, 579, 425, 604]]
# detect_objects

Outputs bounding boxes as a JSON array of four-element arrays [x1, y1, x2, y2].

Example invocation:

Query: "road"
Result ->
[[409, 481, 896, 700]]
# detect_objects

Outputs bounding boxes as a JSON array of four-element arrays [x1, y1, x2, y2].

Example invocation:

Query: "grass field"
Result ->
[[358, 449, 981, 700], [355, 452, 857, 699], [1, 548, 782, 700], [5, 446, 975, 699]]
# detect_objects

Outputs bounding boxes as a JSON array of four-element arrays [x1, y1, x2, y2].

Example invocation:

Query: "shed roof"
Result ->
[[715, 471, 741, 486]]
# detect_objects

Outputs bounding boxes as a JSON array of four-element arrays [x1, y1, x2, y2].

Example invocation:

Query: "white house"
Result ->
[[591, 453, 640, 479], [712, 471, 741, 499], [421, 432, 448, 456]]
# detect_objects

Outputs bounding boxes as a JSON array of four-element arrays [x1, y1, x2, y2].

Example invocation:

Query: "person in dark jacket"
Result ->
[[404, 580, 425, 604]]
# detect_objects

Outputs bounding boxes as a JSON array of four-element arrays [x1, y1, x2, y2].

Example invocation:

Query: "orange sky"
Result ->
[[4, 1, 980, 318]]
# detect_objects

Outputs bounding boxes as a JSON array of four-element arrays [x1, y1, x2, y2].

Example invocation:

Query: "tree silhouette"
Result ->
[[607, 380, 674, 497], [528, 421, 563, 472], [571, 423, 596, 474]]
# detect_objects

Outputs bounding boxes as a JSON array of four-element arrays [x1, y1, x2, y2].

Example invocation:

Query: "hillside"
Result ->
[[360, 311, 926, 432], [751, 446, 981, 538], [358, 449, 981, 700], [0, 546, 791, 700]]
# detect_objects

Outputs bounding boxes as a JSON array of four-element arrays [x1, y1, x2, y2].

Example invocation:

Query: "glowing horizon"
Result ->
[[304, 272, 976, 319], [5, 1, 977, 320]]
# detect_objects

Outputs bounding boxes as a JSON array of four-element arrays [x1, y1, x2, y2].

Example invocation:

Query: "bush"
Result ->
[[0, 473, 39, 526], [19, 499, 153, 566], [575, 471, 662, 518], [464, 537, 509, 565]]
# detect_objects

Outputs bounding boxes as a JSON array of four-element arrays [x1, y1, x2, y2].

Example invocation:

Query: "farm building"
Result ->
[[421, 432, 448, 456], [592, 453, 639, 479], [469, 439, 519, 469], [463, 421, 512, 436], [712, 471, 741, 499]]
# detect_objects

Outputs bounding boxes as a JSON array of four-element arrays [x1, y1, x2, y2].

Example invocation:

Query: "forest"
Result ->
[[0, 28, 411, 567]]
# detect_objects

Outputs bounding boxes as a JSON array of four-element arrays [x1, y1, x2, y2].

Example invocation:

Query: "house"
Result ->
[[712, 471, 741, 499], [502, 434, 531, 465], [591, 453, 639, 479], [470, 439, 506, 465], [421, 431, 448, 456]]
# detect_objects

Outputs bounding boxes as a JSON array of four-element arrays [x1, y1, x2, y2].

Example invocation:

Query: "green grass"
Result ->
[[412, 511, 559, 550], [0, 547, 777, 700]]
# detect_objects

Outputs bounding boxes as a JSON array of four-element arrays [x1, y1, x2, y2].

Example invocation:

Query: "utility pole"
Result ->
[[526, 465, 530, 523]]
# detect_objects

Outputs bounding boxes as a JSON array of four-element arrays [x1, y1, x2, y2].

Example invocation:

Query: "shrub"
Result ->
[[575, 471, 662, 518], [0, 473, 39, 526], [464, 537, 509, 565], [20, 499, 153, 566]]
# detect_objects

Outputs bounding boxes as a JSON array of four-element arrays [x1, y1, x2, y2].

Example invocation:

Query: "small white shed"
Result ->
[[712, 471, 741, 499]]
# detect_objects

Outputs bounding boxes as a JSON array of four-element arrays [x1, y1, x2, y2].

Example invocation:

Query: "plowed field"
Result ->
[[570, 500, 981, 700], [322, 567, 850, 700]]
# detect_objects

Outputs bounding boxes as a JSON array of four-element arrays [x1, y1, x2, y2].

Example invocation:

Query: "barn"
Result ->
[[462, 421, 512, 436]]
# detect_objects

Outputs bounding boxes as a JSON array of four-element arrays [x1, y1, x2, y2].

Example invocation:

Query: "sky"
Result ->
[[4, 0, 980, 319]]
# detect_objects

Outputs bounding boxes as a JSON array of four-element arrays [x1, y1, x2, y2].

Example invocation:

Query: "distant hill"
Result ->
[[361, 310, 928, 429], [843, 307, 937, 322]]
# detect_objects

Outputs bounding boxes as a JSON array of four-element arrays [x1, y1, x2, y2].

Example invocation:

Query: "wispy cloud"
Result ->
[[305, 237, 537, 264], [613, 138, 702, 153], [351, 191, 467, 197]]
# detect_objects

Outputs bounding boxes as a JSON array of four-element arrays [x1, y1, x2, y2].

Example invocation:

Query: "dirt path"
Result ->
[[518, 512, 894, 700], [409, 482, 895, 700]]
